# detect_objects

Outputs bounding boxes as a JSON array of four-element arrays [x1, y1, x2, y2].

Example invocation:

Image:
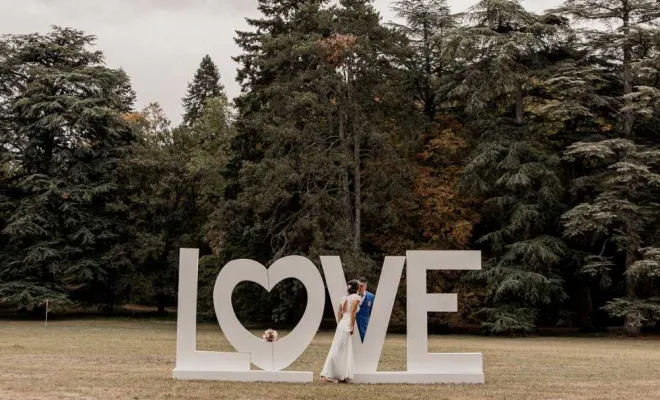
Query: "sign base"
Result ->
[[172, 369, 484, 384], [353, 372, 484, 384], [172, 369, 313, 383]]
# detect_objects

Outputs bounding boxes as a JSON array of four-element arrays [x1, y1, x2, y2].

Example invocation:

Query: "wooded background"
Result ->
[[1, 0, 659, 335]]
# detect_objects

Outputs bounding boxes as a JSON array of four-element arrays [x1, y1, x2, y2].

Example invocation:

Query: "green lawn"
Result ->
[[1, 319, 659, 400]]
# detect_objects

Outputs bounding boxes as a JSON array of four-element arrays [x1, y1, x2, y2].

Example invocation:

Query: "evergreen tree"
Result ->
[[209, 0, 347, 323], [533, 48, 619, 330], [390, 0, 455, 119], [182, 55, 225, 127], [212, 0, 413, 322], [553, 0, 660, 139], [554, 0, 660, 334], [329, 0, 412, 256], [447, 0, 571, 333], [561, 139, 660, 333], [379, 2, 481, 328], [0, 27, 135, 309], [116, 100, 229, 313]]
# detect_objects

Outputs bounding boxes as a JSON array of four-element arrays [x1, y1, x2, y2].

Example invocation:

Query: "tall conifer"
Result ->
[[0, 27, 135, 309], [447, 0, 570, 332], [553, 0, 660, 335], [182, 55, 225, 127]]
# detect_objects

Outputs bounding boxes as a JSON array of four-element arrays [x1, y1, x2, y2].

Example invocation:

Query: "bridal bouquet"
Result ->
[[263, 329, 278, 342]]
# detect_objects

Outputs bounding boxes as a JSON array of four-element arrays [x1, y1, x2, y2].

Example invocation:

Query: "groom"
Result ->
[[356, 277, 374, 342]]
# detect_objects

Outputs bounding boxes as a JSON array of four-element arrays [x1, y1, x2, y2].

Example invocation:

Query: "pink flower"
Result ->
[[263, 329, 278, 342]]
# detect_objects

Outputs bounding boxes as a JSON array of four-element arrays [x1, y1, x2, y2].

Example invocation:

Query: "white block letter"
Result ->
[[320, 256, 405, 373], [406, 251, 483, 374], [173, 248, 250, 375], [214, 256, 325, 371]]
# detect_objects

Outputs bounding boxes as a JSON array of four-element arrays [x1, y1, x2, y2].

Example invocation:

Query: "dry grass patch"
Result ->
[[1, 319, 659, 400]]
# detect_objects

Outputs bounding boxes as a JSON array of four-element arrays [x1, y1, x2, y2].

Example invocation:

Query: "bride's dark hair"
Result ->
[[347, 279, 359, 295]]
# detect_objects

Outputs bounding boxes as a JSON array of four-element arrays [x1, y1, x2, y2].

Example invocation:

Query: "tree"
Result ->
[[553, 0, 660, 334], [210, 0, 351, 323], [384, 0, 479, 254], [0, 27, 135, 310], [212, 0, 415, 323], [117, 97, 230, 314], [390, 0, 455, 120], [222, 0, 341, 258], [446, 0, 571, 333], [182, 55, 225, 127], [553, 0, 660, 139], [561, 139, 660, 334], [327, 0, 413, 256], [371, 2, 482, 328]]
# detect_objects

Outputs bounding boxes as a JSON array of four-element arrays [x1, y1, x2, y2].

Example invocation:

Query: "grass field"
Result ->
[[1, 319, 659, 400]]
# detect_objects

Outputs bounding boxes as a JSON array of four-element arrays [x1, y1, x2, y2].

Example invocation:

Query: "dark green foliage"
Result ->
[[562, 139, 660, 333], [207, 0, 344, 322], [0, 27, 135, 309], [182, 55, 225, 127], [390, 0, 455, 119], [206, 0, 416, 322], [116, 99, 230, 313], [448, 0, 571, 333], [220, 0, 344, 261], [551, 0, 660, 334], [1, 0, 659, 334]]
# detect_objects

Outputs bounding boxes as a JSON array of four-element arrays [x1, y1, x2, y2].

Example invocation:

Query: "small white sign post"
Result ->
[[44, 299, 49, 328], [172, 249, 484, 384]]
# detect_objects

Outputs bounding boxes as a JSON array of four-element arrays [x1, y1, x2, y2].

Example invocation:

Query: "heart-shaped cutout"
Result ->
[[231, 279, 307, 335], [213, 256, 325, 371]]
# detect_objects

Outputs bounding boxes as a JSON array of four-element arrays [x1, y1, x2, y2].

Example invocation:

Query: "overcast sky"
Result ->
[[0, 0, 557, 124]]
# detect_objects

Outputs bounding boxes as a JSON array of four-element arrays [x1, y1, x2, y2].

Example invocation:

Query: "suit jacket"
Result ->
[[356, 291, 374, 341], [356, 291, 374, 321]]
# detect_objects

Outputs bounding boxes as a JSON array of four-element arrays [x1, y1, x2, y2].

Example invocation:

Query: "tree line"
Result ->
[[1, 0, 659, 335]]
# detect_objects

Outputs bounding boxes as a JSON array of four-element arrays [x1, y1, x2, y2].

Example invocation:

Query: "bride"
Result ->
[[319, 279, 361, 383]]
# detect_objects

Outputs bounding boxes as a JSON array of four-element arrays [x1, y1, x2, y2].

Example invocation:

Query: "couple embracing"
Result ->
[[319, 277, 374, 383]]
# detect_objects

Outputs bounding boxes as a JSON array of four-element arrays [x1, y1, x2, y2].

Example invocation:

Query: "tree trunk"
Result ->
[[346, 66, 361, 251], [623, 247, 640, 336], [578, 283, 594, 332], [622, 10, 635, 139], [353, 128, 361, 251], [623, 222, 640, 336], [515, 81, 524, 125], [623, 314, 640, 336], [338, 109, 350, 213], [157, 292, 166, 315], [622, 9, 638, 332]]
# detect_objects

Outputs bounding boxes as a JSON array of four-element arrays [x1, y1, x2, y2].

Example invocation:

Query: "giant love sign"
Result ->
[[172, 249, 484, 384]]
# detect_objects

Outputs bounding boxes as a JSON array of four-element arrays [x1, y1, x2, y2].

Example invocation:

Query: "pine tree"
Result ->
[[210, 0, 414, 322], [328, 0, 412, 256], [0, 27, 136, 310], [531, 46, 619, 330], [553, 0, 660, 334], [182, 55, 225, 127], [447, 0, 571, 333], [390, 0, 455, 119], [208, 0, 350, 323], [561, 139, 660, 334], [553, 0, 660, 139]]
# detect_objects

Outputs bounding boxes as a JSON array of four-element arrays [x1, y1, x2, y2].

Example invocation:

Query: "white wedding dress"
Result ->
[[320, 293, 361, 382]]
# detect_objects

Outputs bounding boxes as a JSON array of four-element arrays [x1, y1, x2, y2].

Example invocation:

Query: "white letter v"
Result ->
[[320, 256, 405, 373]]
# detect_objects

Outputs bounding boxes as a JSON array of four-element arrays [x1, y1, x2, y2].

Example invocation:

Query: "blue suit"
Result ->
[[356, 291, 374, 342]]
